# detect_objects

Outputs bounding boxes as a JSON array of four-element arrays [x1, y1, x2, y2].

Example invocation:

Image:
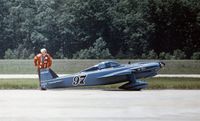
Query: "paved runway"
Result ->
[[0, 90, 200, 121]]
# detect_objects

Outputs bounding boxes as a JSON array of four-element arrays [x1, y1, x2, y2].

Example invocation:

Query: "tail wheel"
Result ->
[[40, 85, 47, 90], [40, 87, 47, 90]]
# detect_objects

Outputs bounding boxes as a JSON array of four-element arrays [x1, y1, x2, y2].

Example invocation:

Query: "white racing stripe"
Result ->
[[0, 74, 199, 79]]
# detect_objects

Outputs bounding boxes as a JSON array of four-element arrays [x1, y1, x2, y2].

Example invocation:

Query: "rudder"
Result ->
[[39, 68, 58, 90]]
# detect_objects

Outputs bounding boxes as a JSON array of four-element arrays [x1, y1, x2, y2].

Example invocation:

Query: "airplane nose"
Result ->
[[159, 61, 165, 68]]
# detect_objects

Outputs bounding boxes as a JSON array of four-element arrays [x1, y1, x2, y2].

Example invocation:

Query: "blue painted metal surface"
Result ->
[[39, 61, 165, 90]]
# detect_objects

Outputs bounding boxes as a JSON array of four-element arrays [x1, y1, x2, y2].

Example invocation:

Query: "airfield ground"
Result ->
[[0, 59, 199, 89], [0, 60, 199, 120], [0, 90, 200, 121], [0, 77, 200, 89], [0, 59, 199, 74]]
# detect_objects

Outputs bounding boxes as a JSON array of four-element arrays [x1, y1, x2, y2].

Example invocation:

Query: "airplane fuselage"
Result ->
[[43, 62, 162, 89]]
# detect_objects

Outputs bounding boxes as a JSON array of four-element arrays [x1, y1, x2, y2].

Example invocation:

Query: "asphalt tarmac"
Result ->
[[0, 90, 200, 121]]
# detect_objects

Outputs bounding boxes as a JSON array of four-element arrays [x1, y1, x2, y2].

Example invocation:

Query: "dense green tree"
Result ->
[[73, 37, 112, 59], [191, 52, 200, 60], [109, 0, 150, 57], [146, 0, 200, 57], [65, 0, 117, 55], [0, 0, 199, 59], [0, 0, 12, 58]]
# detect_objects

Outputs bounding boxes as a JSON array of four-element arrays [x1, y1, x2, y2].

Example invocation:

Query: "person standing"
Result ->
[[34, 48, 52, 89]]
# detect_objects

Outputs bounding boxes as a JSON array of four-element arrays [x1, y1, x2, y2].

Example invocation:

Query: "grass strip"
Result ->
[[0, 77, 199, 90], [0, 59, 199, 74]]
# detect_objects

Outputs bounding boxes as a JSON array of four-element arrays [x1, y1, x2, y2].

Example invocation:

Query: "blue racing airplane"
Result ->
[[39, 61, 165, 90]]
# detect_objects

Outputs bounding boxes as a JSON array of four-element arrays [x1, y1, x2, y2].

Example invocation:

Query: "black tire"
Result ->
[[40, 87, 47, 90], [40, 85, 47, 90]]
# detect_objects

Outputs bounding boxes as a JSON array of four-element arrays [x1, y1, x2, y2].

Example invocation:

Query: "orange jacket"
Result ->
[[34, 53, 52, 69]]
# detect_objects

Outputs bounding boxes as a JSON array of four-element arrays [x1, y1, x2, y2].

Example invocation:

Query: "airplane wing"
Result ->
[[97, 69, 134, 79]]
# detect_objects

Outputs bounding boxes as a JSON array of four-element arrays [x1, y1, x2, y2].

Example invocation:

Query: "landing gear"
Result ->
[[40, 83, 47, 90], [40, 87, 47, 90], [119, 74, 148, 91]]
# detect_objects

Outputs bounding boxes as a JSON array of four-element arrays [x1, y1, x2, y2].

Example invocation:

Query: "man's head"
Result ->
[[40, 48, 47, 55]]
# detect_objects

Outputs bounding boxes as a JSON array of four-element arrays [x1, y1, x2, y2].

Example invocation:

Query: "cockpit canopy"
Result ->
[[81, 61, 121, 72]]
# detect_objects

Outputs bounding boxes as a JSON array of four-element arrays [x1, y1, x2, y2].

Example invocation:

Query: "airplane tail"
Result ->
[[39, 68, 58, 90]]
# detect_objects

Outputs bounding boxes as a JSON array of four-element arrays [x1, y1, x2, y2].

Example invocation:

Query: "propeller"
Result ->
[[159, 61, 165, 68]]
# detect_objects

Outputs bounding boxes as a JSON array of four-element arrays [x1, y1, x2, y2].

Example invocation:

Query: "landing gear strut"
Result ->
[[119, 74, 148, 91]]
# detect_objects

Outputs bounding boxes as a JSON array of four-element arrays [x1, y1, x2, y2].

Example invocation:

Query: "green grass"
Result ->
[[0, 59, 199, 74], [147, 77, 200, 89], [0, 77, 199, 89], [0, 79, 38, 89]]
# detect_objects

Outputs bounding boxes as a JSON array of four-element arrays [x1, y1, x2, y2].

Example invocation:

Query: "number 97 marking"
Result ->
[[72, 75, 86, 86]]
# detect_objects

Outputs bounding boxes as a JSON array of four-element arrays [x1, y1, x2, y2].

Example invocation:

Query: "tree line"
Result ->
[[0, 0, 200, 59]]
